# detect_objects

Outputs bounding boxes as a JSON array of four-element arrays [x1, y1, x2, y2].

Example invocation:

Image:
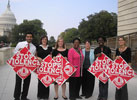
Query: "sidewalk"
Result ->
[[0, 64, 137, 100]]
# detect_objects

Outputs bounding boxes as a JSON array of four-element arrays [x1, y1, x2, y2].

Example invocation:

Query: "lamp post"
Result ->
[[18, 33, 24, 42]]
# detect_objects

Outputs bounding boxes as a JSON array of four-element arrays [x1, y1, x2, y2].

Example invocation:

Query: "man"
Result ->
[[94, 36, 111, 100], [14, 33, 36, 100]]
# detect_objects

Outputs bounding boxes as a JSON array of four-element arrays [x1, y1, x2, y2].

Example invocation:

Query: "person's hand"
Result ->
[[37, 57, 43, 62], [115, 56, 120, 60], [96, 53, 101, 57], [18, 48, 23, 51], [64, 57, 67, 60], [53, 57, 56, 60]]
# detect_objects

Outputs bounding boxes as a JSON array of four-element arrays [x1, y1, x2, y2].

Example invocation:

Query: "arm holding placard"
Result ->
[[14, 42, 21, 54]]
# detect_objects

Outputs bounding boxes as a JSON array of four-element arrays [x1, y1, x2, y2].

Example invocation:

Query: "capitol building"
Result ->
[[0, 0, 16, 36]]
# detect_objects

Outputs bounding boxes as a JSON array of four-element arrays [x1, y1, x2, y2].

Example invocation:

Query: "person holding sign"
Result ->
[[36, 35, 52, 100], [14, 33, 36, 100], [115, 36, 131, 100], [52, 37, 68, 100], [81, 39, 95, 99], [68, 38, 84, 100], [94, 36, 111, 100]]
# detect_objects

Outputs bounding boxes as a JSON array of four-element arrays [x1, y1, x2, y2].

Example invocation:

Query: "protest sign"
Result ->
[[105, 56, 136, 89], [38, 55, 62, 87], [55, 54, 76, 85], [88, 53, 113, 84], [7, 47, 40, 79]]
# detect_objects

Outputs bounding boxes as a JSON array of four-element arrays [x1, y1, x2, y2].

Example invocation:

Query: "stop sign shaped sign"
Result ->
[[55, 54, 76, 85], [38, 55, 62, 87], [105, 56, 136, 89], [88, 53, 113, 84], [7, 47, 40, 79]]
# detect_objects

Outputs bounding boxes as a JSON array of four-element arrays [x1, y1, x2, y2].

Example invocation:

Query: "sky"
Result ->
[[0, 0, 118, 39]]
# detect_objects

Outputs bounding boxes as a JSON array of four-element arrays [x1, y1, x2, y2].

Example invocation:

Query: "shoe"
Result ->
[[80, 94, 86, 97], [14, 98, 20, 100], [62, 96, 68, 100], [76, 96, 82, 99], [21, 98, 30, 100], [70, 99, 76, 100], [85, 95, 92, 99], [54, 97, 58, 100], [97, 98, 106, 100]]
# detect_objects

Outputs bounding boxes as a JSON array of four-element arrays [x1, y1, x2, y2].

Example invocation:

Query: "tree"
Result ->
[[0, 35, 9, 43], [11, 19, 47, 46], [59, 28, 80, 43], [49, 36, 56, 47], [78, 10, 117, 41], [58, 10, 117, 43]]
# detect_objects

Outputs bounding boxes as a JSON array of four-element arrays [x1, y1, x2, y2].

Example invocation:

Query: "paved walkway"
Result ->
[[0, 64, 137, 100]]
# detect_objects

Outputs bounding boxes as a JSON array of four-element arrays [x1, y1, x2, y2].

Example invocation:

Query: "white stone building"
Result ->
[[118, 0, 137, 36], [0, 0, 16, 36]]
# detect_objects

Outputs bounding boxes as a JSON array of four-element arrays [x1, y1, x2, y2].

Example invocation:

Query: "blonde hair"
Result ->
[[118, 36, 126, 46], [55, 37, 66, 49]]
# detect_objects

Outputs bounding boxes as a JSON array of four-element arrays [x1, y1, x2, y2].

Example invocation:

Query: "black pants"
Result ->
[[69, 77, 81, 99], [98, 81, 108, 100], [115, 84, 128, 100], [14, 74, 31, 99], [82, 69, 95, 97], [37, 80, 49, 99]]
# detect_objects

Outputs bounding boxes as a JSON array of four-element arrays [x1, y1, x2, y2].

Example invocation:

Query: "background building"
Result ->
[[118, 0, 137, 36], [0, 0, 16, 36]]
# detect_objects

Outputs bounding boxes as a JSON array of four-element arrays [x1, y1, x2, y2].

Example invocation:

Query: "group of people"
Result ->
[[13, 33, 131, 100]]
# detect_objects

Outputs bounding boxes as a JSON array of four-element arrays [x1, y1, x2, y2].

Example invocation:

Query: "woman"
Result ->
[[115, 36, 131, 100], [68, 38, 84, 100], [52, 37, 68, 100], [36, 35, 52, 100], [81, 40, 95, 99]]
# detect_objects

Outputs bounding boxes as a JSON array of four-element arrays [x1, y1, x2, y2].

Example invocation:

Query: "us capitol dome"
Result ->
[[0, 0, 16, 36]]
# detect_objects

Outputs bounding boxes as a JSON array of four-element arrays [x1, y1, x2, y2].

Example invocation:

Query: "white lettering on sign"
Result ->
[[39, 62, 62, 75]]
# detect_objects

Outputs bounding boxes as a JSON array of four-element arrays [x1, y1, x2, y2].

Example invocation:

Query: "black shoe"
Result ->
[[80, 94, 86, 97], [97, 98, 106, 100], [14, 98, 20, 100], [76, 96, 82, 99], [62, 96, 68, 100], [70, 99, 76, 100], [21, 98, 30, 100], [85, 95, 91, 99], [54, 97, 58, 100]]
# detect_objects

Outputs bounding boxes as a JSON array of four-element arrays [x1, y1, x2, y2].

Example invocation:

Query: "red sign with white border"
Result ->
[[105, 56, 136, 89], [7, 47, 40, 79], [88, 53, 113, 84], [37, 55, 62, 87], [55, 54, 77, 85]]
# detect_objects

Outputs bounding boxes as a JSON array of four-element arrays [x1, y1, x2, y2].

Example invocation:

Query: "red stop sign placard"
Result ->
[[7, 47, 40, 79], [105, 56, 136, 89], [55, 54, 76, 85], [37, 55, 62, 87], [88, 53, 113, 84]]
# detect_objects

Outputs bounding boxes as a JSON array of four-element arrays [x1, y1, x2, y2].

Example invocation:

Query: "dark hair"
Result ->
[[73, 37, 81, 43], [84, 39, 91, 45], [97, 36, 106, 42], [25, 32, 34, 37], [40, 35, 48, 44]]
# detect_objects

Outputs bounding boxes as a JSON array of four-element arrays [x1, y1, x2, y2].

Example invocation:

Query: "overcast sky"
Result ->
[[0, 0, 118, 39]]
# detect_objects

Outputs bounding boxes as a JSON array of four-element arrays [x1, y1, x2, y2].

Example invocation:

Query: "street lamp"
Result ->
[[18, 33, 24, 41]]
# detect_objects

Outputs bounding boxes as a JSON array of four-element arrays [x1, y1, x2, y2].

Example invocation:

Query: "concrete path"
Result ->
[[0, 64, 137, 100]]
